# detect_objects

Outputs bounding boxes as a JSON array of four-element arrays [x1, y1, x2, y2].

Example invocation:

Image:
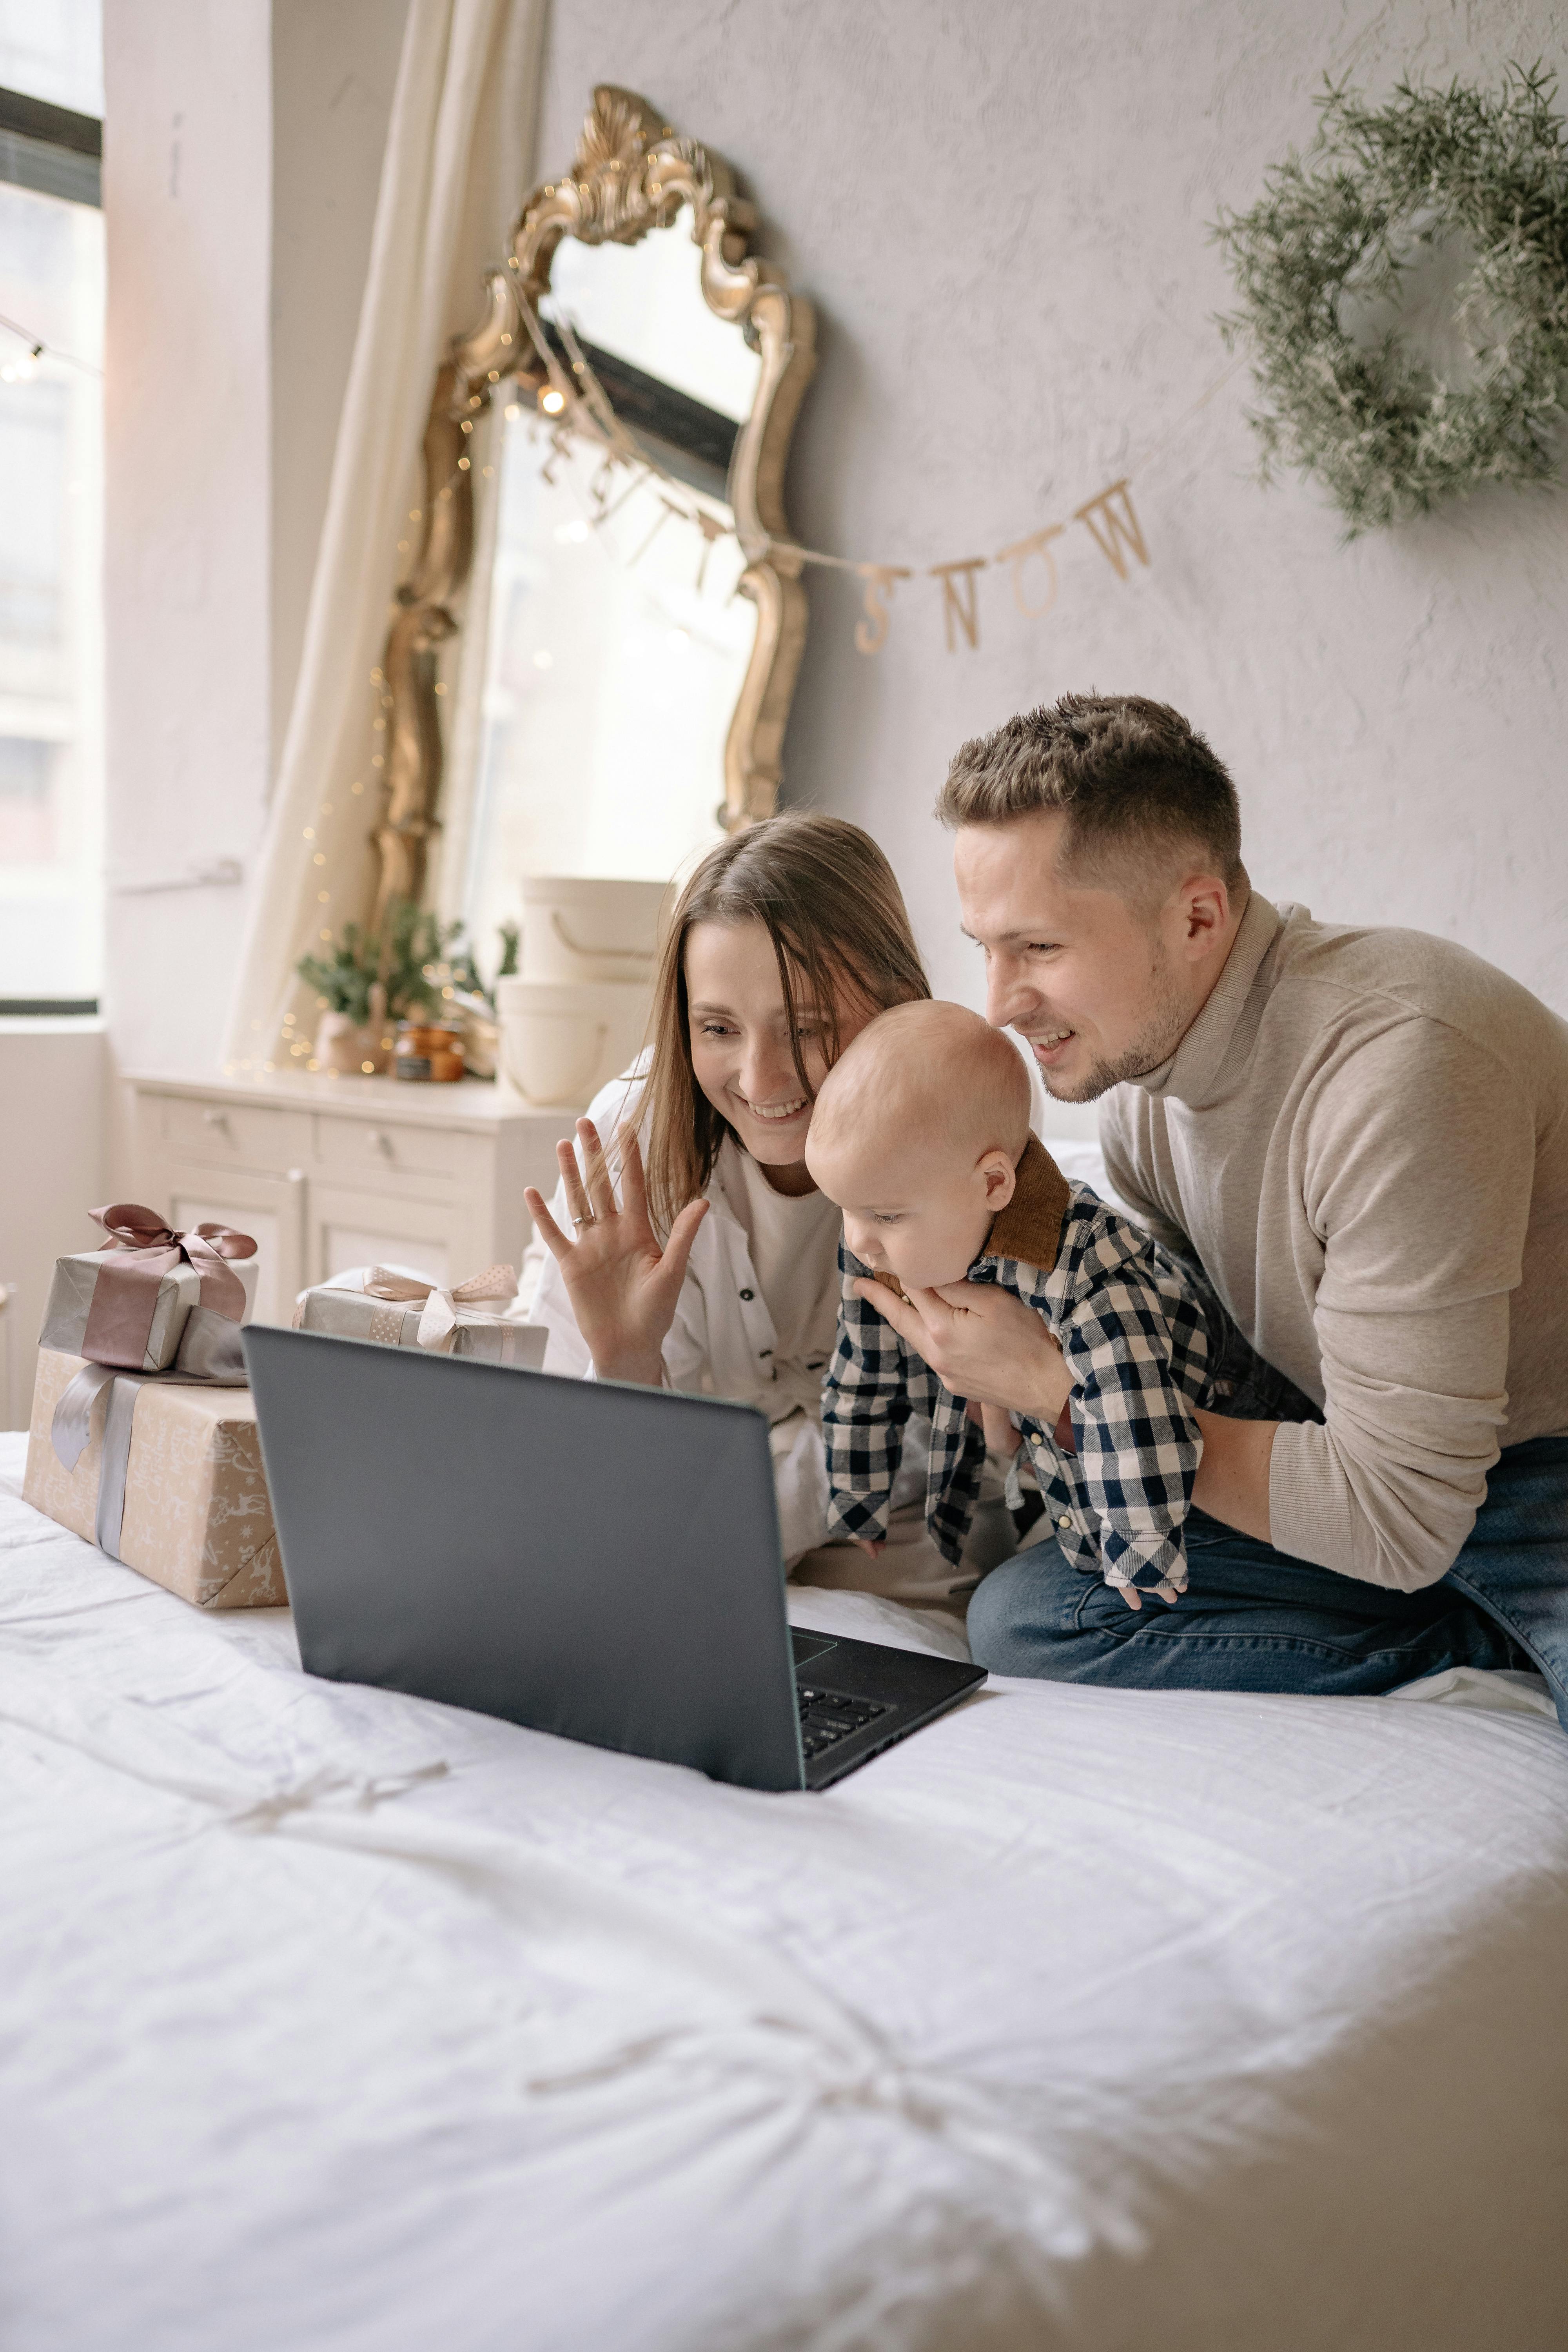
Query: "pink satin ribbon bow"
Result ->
[[362, 1263, 518, 1352], [82, 1202, 257, 1370]]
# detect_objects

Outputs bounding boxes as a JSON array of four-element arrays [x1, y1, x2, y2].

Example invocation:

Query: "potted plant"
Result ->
[[297, 922, 394, 1074], [297, 900, 466, 1075]]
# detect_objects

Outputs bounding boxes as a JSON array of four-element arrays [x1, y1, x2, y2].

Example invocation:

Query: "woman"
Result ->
[[524, 813, 1011, 1607]]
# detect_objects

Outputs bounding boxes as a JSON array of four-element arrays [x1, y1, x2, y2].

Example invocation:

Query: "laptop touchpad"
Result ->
[[791, 1632, 839, 1668]]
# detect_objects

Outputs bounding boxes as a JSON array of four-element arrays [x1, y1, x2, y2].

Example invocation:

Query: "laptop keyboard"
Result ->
[[797, 1685, 891, 1760]]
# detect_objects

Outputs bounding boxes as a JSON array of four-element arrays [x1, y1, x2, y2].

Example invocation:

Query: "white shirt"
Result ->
[[728, 1149, 844, 1422]]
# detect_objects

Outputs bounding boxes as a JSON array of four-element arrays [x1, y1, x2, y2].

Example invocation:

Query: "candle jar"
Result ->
[[394, 1020, 466, 1082]]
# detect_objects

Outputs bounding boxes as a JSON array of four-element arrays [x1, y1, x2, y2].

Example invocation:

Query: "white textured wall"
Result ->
[[0, 1020, 105, 1429], [536, 0, 1568, 1081], [101, 0, 407, 1083], [102, 0, 273, 1080]]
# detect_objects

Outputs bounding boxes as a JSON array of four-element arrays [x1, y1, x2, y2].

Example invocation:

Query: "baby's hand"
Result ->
[[965, 1398, 1021, 1456], [857, 1537, 886, 1557], [1112, 1575, 1183, 1612]]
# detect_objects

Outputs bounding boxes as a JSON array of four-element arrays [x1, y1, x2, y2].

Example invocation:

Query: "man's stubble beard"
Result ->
[[1038, 942, 1192, 1104]]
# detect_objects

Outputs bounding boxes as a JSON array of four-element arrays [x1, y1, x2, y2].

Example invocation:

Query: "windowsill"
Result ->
[[0, 1014, 106, 1035]]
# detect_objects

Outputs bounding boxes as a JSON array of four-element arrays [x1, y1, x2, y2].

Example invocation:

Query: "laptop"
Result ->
[[242, 1326, 985, 1791]]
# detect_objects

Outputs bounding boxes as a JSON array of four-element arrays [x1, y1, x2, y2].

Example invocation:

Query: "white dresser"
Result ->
[[128, 1071, 575, 1325]]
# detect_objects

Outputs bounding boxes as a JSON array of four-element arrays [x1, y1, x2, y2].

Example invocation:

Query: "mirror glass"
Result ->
[[457, 207, 763, 945]]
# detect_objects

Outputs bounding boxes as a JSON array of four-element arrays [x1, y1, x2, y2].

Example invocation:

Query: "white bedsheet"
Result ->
[[3, 1432, 1566, 2352]]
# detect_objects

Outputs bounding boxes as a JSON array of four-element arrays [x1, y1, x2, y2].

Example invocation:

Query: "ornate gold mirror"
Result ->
[[375, 86, 816, 936]]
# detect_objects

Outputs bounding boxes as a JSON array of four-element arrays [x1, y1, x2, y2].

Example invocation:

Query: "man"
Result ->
[[856, 693, 1568, 1723]]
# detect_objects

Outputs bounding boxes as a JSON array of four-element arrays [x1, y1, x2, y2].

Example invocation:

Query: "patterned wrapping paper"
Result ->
[[296, 1283, 544, 1367], [24, 1349, 285, 1610]]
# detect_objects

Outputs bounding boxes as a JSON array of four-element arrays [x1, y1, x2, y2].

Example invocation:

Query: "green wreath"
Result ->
[[1214, 67, 1568, 533]]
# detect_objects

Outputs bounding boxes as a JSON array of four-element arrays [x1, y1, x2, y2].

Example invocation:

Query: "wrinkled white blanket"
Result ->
[[2, 1434, 1566, 2352]]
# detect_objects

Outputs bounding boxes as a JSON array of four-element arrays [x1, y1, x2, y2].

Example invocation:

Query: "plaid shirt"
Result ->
[[822, 1137, 1243, 1595]]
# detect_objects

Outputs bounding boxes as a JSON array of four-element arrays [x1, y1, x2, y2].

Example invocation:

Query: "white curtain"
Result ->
[[223, 0, 548, 1076]]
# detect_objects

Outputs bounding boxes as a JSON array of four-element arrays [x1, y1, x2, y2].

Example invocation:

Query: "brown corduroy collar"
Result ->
[[981, 1134, 1072, 1275]]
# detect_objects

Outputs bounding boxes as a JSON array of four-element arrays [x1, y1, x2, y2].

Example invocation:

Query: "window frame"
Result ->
[[0, 87, 100, 210], [0, 83, 102, 1015]]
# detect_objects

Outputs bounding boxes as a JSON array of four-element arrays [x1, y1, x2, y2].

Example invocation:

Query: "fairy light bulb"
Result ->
[[539, 386, 566, 416]]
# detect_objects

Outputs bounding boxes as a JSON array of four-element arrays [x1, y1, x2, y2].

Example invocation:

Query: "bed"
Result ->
[[3, 1421, 1566, 2352]]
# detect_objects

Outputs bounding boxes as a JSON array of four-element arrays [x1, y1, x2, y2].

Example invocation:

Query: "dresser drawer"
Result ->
[[157, 1094, 313, 1171], [162, 1163, 306, 1327], [311, 1111, 485, 1189]]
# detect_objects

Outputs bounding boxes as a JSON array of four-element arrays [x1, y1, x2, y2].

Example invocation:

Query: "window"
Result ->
[[0, 0, 103, 1011]]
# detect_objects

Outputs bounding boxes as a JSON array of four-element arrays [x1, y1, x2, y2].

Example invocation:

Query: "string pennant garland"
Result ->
[[854, 565, 911, 656], [490, 279, 1242, 665], [835, 473, 1154, 659], [996, 526, 1065, 619], [1073, 480, 1150, 583], [929, 558, 988, 654]]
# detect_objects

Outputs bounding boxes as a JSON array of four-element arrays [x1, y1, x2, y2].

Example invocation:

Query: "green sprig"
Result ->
[[298, 899, 468, 1024]]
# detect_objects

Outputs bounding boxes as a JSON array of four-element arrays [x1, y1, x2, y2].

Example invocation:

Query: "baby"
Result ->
[[805, 1000, 1254, 1607]]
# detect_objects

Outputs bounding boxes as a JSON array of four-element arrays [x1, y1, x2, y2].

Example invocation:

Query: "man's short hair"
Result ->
[[936, 692, 1244, 901]]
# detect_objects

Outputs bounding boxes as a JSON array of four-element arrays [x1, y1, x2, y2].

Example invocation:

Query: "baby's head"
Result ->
[[805, 1001, 1031, 1289]]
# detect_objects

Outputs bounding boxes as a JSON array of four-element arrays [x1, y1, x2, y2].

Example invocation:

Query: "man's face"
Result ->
[[954, 812, 1192, 1102]]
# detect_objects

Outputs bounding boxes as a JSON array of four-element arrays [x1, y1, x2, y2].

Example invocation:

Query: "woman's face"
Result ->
[[684, 918, 871, 1173]]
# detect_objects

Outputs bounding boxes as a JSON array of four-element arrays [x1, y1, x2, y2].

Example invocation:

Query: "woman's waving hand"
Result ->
[[525, 1118, 709, 1387]]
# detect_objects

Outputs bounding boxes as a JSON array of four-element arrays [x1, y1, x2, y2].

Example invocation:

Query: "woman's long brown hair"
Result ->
[[623, 813, 930, 1236]]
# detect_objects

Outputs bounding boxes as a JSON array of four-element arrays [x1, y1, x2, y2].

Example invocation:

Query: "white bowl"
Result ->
[[520, 876, 668, 985], [495, 976, 653, 1110]]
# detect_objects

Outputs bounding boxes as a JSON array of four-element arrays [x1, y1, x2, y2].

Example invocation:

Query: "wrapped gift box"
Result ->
[[296, 1267, 545, 1368], [24, 1348, 284, 1610], [40, 1251, 203, 1372], [40, 1237, 258, 1372]]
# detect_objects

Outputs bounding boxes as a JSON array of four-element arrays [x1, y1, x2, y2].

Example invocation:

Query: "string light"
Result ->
[[0, 310, 101, 377]]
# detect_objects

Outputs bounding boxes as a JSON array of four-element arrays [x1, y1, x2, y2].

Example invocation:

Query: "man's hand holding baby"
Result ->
[[849, 1274, 1073, 1429]]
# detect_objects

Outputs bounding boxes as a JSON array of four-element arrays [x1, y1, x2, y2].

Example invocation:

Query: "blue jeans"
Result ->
[[968, 1434, 1568, 1732]]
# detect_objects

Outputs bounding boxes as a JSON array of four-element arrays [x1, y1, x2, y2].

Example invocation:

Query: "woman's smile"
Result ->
[[734, 1091, 811, 1123]]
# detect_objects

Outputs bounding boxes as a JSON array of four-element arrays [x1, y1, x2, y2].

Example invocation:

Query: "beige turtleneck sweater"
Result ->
[[1098, 894, 1568, 1592]]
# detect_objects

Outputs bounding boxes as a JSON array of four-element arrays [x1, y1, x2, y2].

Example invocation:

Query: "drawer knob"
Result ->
[[202, 1109, 230, 1130], [367, 1129, 395, 1158]]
